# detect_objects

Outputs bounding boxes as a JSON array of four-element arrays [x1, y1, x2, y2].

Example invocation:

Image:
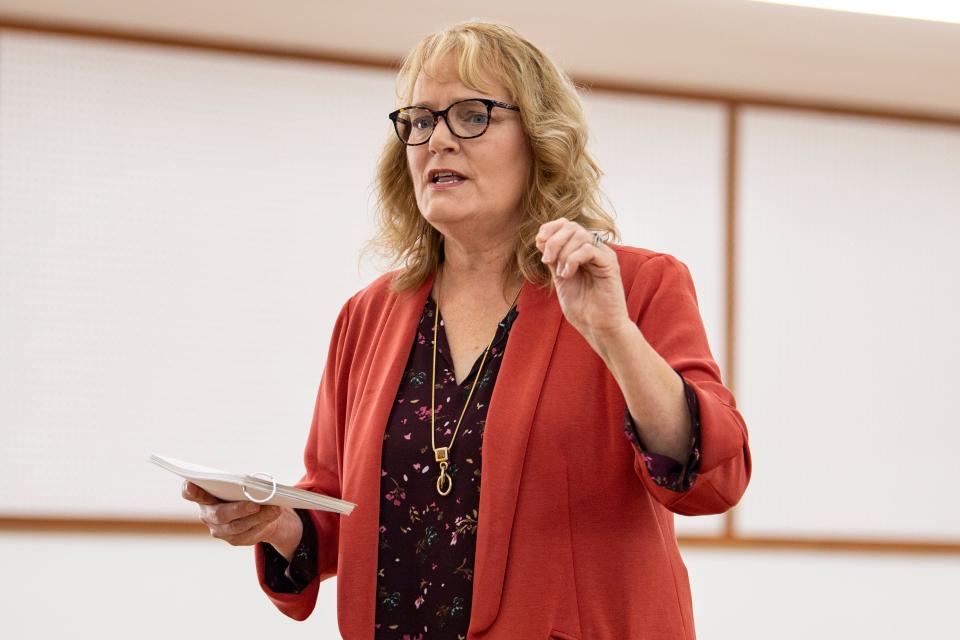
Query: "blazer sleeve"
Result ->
[[254, 297, 352, 620], [626, 254, 752, 516]]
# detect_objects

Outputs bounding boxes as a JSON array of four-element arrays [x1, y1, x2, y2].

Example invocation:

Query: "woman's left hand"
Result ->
[[536, 219, 632, 346]]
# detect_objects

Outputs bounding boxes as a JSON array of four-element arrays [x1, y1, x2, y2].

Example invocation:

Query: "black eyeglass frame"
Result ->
[[388, 98, 521, 146]]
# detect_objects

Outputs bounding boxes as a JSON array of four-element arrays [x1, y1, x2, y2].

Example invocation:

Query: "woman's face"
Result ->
[[405, 59, 531, 241]]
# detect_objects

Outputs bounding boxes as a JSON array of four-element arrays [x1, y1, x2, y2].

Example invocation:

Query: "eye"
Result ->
[[412, 116, 434, 130], [461, 111, 489, 125]]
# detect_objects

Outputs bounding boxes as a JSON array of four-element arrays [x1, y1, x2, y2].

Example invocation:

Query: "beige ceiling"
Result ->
[[1, 0, 958, 118]]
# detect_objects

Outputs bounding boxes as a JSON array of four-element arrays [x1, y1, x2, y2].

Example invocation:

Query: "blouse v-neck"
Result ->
[[431, 296, 519, 387]]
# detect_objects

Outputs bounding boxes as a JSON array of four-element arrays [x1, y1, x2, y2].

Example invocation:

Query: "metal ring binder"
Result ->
[[241, 471, 278, 504]]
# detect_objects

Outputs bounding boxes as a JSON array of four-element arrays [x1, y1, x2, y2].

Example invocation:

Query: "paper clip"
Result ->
[[242, 471, 278, 504]]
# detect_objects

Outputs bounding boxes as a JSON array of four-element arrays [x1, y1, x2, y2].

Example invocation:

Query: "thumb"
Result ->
[[182, 481, 222, 505]]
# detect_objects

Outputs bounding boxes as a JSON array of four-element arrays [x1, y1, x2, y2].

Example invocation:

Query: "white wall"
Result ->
[[2, 532, 340, 639], [2, 28, 958, 640], [0, 30, 729, 535], [5, 534, 957, 639], [685, 547, 959, 637]]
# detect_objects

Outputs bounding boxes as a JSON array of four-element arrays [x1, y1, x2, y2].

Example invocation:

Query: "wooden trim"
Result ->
[[578, 78, 960, 128], [0, 516, 205, 536], [2, 15, 960, 127], [721, 104, 740, 541], [2, 517, 958, 556], [0, 15, 402, 72]]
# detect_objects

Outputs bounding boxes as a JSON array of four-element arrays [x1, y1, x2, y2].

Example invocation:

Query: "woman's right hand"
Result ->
[[181, 481, 303, 561]]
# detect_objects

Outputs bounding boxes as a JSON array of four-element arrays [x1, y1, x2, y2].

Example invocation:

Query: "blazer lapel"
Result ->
[[469, 281, 563, 634], [338, 272, 434, 639]]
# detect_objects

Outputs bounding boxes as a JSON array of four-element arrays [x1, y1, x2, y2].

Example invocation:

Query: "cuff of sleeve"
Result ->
[[260, 509, 319, 594], [623, 372, 702, 492]]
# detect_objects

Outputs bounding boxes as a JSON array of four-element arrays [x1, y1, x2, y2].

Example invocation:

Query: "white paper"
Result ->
[[149, 454, 354, 515]]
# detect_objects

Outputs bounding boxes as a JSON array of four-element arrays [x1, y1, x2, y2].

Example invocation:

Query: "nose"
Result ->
[[428, 115, 460, 154]]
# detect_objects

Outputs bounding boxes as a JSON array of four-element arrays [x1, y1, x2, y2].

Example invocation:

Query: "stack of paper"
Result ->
[[150, 454, 354, 515]]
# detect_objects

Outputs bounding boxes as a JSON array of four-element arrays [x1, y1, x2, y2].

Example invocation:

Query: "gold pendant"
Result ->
[[436, 462, 452, 496], [435, 448, 452, 496]]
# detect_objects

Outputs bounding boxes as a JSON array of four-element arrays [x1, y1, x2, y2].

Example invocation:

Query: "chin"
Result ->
[[421, 205, 476, 226]]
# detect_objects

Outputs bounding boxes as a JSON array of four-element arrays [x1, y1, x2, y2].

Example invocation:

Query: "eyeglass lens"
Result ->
[[394, 100, 491, 145]]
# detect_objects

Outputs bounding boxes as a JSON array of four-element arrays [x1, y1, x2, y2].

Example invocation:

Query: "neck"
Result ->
[[437, 233, 522, 304], [441, 233, 513, 275]]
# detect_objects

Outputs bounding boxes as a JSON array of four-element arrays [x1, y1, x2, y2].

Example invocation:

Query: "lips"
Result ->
[[427, 168, 468, 184]]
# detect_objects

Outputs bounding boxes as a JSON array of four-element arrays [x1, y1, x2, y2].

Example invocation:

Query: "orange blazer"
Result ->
[[256, 245, 751, 639]]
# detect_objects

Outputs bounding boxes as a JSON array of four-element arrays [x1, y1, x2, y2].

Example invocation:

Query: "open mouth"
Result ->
[[429, 170, 467, 185]]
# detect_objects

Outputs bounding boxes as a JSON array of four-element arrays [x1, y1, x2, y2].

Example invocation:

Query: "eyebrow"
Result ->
[[411, 97, 489, 109]]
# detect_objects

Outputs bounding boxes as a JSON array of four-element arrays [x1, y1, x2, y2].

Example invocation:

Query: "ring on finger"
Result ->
[[591, 231, 604, 247]]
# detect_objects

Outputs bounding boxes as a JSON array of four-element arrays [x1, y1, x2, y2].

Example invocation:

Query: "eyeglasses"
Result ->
[[388, 98, 521, 146]]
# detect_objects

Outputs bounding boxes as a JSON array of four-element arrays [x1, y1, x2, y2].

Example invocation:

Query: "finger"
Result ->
[[221, 517, 280, 547], [559, 243, 604, 279], [554, 229, 595, 277], [540, 222, 579, 266], [218, 507, 279, 535], [182, 481, 222, 506], [535, 219, 567, 250], [200, 499, 262, 526], [211, 506, 282, 542]]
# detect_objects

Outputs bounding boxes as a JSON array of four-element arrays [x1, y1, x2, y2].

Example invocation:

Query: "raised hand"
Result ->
[[536, 219, 632, 348]]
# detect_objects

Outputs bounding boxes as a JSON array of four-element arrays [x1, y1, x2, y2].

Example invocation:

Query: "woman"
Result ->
[[184, 22, 750, 640]]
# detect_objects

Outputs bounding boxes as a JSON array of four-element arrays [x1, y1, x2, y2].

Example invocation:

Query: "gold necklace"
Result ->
[[430, 272, 522, 496]]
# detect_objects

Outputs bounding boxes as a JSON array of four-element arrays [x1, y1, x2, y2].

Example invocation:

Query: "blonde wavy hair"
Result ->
[[368, 21, 620, 293]]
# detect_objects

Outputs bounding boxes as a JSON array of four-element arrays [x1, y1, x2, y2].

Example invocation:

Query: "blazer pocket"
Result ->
[[549, 630, 579, 640]]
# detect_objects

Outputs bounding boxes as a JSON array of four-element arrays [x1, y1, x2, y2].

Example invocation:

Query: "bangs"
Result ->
[[397, 29, 518, 105]]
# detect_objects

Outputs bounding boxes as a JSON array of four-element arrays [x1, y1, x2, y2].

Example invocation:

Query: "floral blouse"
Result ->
[[262, 296, 702, 639]]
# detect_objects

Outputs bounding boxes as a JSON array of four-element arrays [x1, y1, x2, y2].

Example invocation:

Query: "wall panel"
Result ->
[[735, 107, 960, 540], [0, 31, 393, 517]]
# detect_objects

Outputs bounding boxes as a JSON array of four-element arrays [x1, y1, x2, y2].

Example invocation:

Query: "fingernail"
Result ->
[[560, 264, 568, 277]]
